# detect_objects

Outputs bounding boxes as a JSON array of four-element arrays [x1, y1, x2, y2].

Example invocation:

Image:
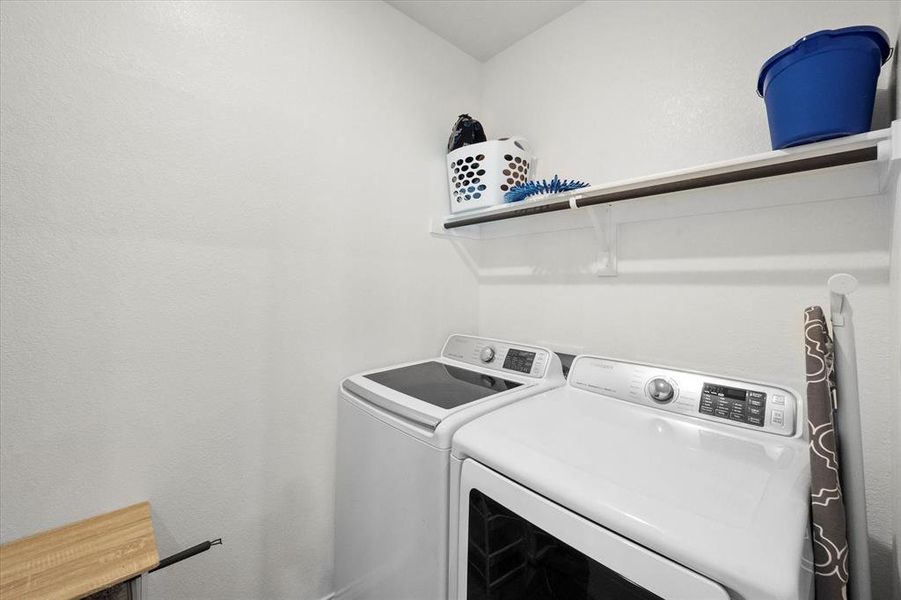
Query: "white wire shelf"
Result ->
[[432, 125, 896, 238]]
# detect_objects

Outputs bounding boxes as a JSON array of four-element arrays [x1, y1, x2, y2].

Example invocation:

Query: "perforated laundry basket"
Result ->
[[447, 137, 535, 213]]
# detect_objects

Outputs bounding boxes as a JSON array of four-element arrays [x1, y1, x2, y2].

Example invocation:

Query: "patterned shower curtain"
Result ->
[[804, 306, 849, 599]]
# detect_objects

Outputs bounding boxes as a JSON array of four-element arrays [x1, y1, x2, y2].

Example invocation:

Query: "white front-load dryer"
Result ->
[[449, 355, 813, 600], [333, 335, 565, 600]]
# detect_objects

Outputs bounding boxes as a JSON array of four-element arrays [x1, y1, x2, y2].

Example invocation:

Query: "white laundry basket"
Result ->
[[446, 137, 535, 213]]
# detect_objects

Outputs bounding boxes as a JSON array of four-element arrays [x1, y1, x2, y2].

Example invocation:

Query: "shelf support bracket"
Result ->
[[587, 204, 617, 277], [878, 120, 901, 191]]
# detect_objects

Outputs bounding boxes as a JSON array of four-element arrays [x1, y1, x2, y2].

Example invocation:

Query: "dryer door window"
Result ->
[[455, 459, 730, 600], [467, 489, 661, 600]]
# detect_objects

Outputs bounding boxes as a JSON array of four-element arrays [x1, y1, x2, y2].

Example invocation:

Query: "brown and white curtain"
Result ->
[[804, 306, 849, 599]]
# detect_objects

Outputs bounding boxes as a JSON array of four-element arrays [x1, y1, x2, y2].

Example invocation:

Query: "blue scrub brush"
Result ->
[[503, 175, 590, 203]]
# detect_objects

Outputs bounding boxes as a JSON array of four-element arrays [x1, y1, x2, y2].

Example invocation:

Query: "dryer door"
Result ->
[[455, 459, 730, 600]]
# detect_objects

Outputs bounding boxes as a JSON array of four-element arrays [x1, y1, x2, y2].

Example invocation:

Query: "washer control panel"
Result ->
[[568, 356, 797, 436], [442, 335, 552, 378]]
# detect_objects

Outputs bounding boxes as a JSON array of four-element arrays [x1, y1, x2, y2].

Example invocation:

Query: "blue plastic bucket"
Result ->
[[757, 26, 891, 149]]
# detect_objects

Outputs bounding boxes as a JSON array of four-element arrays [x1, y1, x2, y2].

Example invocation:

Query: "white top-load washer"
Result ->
[[449, 355, 813, 600], [334, 334, 564, 600]]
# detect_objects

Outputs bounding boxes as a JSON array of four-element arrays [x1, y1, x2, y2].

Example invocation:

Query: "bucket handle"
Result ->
[[758, 45, 895, 98]]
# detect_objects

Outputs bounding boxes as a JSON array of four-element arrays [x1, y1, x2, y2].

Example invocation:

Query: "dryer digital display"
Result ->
[[699, 383, 767, 427]]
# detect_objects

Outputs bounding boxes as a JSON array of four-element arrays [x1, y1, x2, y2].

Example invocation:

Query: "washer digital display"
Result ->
[[503, 349, 536, 373]]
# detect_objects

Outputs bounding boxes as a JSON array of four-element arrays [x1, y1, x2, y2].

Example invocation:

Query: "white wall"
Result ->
[[477, 1, 900, 597], [0, 2, 479, 599], [3, 2, 901, 598], [891, 154, 901, 599], [892, 11, 901, 597]]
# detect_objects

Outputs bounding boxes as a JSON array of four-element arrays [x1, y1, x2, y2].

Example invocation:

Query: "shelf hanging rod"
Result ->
[[575, 147, 876, 210]]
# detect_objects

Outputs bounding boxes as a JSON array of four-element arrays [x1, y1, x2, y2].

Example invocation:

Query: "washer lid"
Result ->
[[364, 361, 522, 409], [452, 386, 811, 599], [343, 359, 535, 429], [342, 335, 563, 429]]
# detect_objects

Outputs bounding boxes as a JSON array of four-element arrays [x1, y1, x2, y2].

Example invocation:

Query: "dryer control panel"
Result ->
[[568, 356, 798, 436], [442, 335, 554, 379], [699, 383, 770, 428]]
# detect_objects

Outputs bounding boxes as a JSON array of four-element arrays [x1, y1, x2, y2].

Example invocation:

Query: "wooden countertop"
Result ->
[[0, 502, 159, 600]]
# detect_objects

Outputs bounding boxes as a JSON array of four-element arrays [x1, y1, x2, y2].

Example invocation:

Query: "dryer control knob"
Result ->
[[647, 378, 675, 403], [480, 346, 496, 363]]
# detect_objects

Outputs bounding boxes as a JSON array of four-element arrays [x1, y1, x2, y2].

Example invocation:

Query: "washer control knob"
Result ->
[[647, 378, 675, 403], [480, 346, 496, 363]]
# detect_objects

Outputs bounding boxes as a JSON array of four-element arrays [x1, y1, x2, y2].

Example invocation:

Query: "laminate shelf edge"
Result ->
[[0, 502, 159, 600]]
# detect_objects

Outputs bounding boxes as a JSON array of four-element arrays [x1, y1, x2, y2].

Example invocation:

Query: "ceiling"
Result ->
[[386, 1, 584, 61]]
